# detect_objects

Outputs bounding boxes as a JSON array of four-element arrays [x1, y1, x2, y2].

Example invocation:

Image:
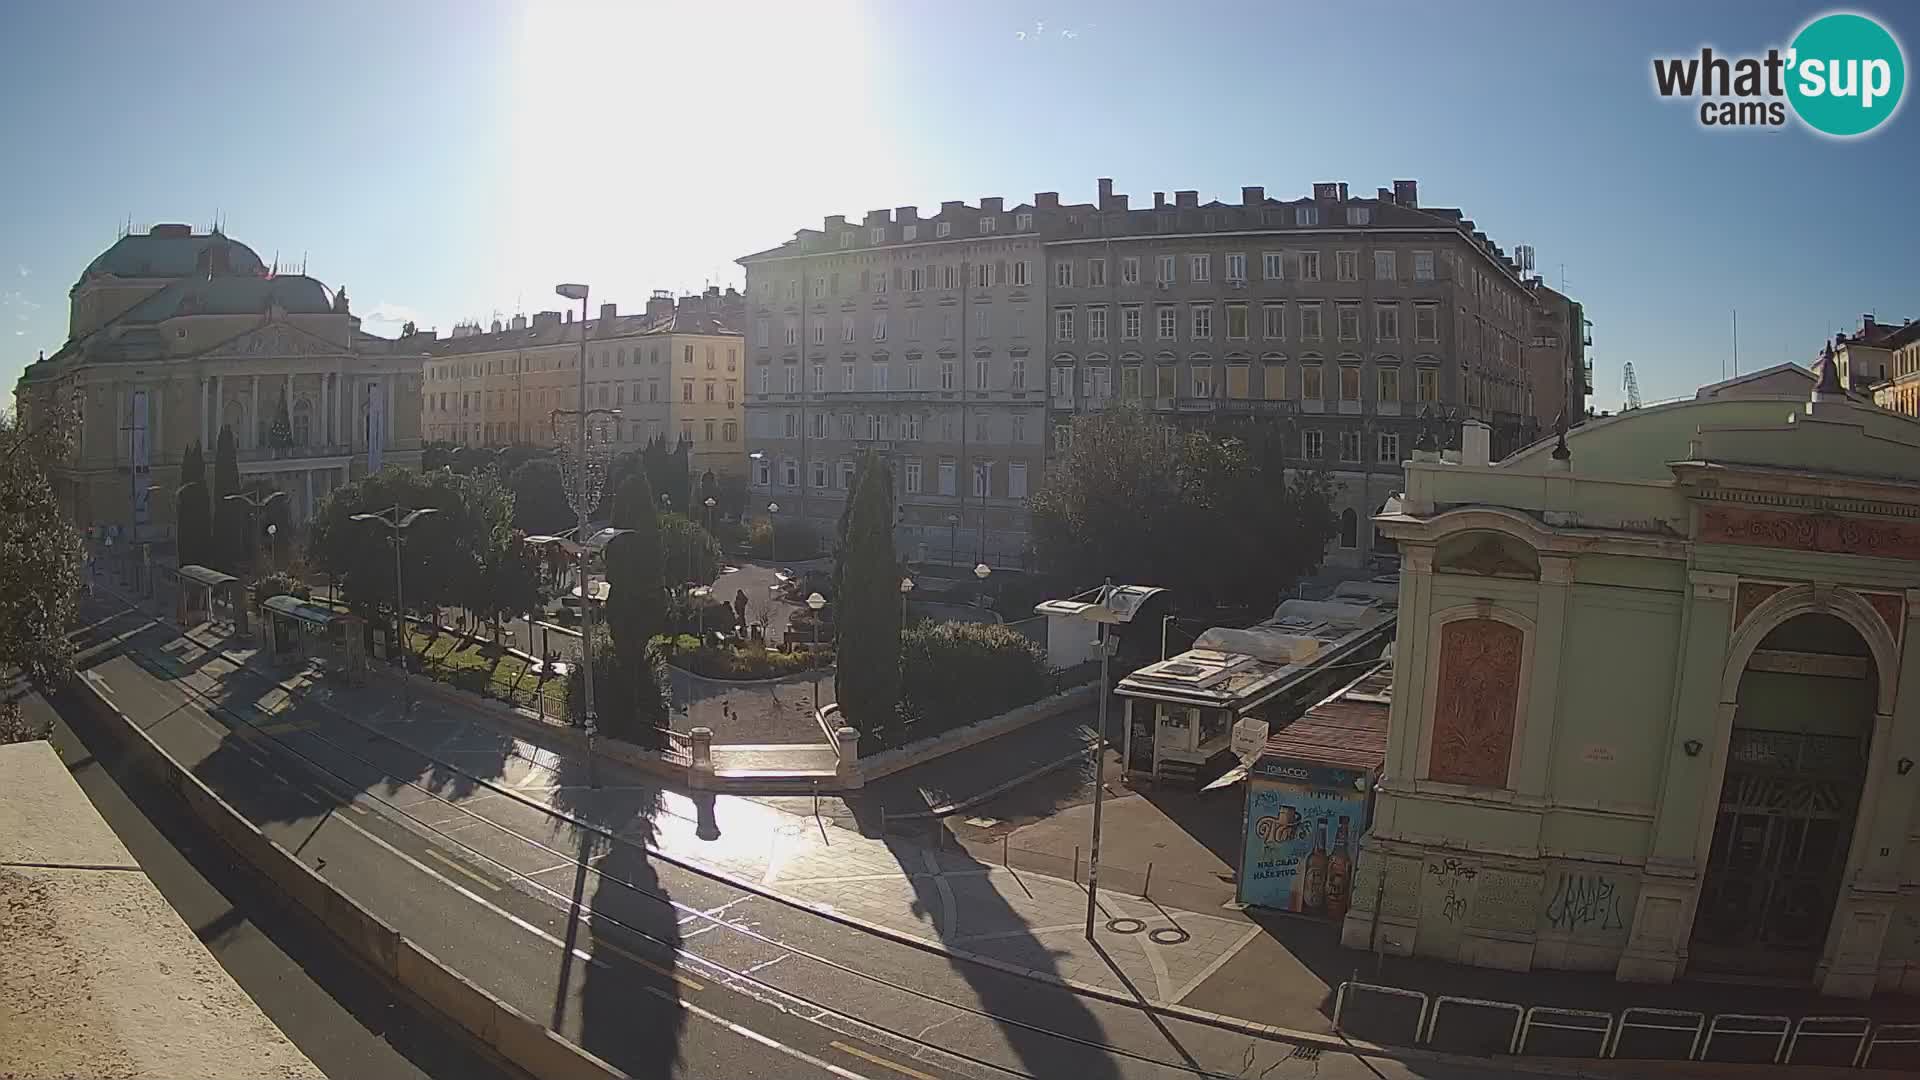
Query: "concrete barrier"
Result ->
[[71, 674, 633, 1080], [854, 683, 1096, 784]]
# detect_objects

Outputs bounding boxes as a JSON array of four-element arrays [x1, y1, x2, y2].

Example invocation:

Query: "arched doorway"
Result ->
[[1692, 612, 1877, 979]]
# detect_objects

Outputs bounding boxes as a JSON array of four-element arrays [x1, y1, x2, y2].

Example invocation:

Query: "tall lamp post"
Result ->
[[973, 561, 991, 608], [806, 591, 826, 707], [526, 526, 630, 788], [899, 576, 914, 625], [946, 512, 960, 567], [350, 506, 440, 715], [222, 488, 287, 580], [766, 501, 779, 564]]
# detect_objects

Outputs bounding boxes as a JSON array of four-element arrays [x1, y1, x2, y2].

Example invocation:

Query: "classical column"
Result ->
[[248, 374, 260, 449], [1514, 554, 1572, 795], [322, 373, 333, 447], [212, 373, 224, 442], [200, 376, 211, 448], [386, 375, 397, 444]]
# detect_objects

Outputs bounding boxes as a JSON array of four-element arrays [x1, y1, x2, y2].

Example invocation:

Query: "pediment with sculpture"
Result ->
[[203, 321, 345, 359]]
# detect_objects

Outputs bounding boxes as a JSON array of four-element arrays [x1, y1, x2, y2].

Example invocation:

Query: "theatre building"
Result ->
[[1347, 358, 1920, 998]]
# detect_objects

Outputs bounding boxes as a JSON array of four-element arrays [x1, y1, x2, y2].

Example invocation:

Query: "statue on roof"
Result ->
[[332, 285, 350, 315]]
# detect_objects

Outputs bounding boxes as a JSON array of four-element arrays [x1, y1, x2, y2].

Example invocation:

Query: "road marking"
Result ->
[[1171, 923, 1264, 1004], [830, 1041, 939, 1080], [423, 847, 501, 891], [594, 939, 706, 991]]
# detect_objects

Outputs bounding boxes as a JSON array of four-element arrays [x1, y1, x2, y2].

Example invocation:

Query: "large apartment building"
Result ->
[[738, 206, 1047, 565], [740, 179, 1568, 568], [418, 288, 749, 483]]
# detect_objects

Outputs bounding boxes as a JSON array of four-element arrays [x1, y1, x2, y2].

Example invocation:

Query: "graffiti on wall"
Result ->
[[1541, 868, 1635, 940], [1426, 858, 1477, 924]]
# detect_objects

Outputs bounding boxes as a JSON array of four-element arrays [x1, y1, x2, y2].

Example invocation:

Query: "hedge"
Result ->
[[885, 620, 1052, 750]]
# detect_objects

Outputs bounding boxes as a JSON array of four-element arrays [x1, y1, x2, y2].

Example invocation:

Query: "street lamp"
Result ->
[[703, 496, 717, 583], [691, 584, 713, 643], [265, 523, 278, 573], [350, 506, 440, 715], [767, 501, 780, 564], [947, 512, 960, 567], [806, 591, 826, 707], [223, 488, 287, 579], [526, 525, 631, 788], [974, 561, 991, 609], [899, 576, 914, 625]]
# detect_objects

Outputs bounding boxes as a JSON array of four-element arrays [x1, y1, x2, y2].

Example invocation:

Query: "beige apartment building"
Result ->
[[1042, 179, 1548, 568], [13, 225, 423, 540], [419, 288, 748, 483], [738, 205, 1048, 566]]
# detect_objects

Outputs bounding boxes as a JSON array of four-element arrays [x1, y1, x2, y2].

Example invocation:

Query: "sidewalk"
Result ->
[[103, 588, 1920, 1071]]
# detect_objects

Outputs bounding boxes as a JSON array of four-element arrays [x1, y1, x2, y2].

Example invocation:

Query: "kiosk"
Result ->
[[175, 565, 242, 632]]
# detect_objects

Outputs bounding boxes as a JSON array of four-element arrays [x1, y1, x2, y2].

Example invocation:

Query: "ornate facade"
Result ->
[[14, 225, 422, 541], [1350, 366, 1920, 998]]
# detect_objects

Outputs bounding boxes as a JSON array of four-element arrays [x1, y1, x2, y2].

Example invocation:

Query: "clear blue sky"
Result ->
[[4, 0, 1917, 410]]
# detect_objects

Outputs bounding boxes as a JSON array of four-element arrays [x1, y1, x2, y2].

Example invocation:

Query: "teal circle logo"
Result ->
[[1787, 12, 1905, 137]]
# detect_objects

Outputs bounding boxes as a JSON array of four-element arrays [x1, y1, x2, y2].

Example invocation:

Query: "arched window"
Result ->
[[1339, 507, 1358, 548]]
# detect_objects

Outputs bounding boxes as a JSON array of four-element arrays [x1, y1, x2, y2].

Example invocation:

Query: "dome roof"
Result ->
[[78, 226, 267, 284], [122, 274, 334, 322]]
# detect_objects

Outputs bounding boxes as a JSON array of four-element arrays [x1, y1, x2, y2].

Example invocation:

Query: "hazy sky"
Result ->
[[4, 0, 1917, 409]]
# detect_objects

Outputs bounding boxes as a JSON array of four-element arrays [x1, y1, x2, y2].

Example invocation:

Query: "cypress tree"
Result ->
[[211, 426, 242, 574], [604, 465, 665, 655], [175, 442, 211, 568], [834, 450, 900, 730]]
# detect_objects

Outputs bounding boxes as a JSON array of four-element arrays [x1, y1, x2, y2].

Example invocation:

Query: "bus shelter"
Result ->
[[176, 565, 243, 632], [260, 595, 368, 685]]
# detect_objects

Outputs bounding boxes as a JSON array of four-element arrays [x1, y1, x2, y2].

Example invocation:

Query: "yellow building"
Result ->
[[420, 289, 748, 482], [13, 225, 423, 539], [1871, 323, 1920, 419]]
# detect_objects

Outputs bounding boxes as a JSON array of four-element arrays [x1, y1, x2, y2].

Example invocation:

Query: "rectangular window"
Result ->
[[905, 362, 919, 390], [979, 216, 997, 234], [1378, 366, 1400, 402], [1088, 306, 1108, 342], [1262, 252, 1283, 280], [973, 462, 989, 498], [1121, 365, 1142, 400], [837, 461, 854, 490], [841, 317, 855, 342], [1226, 363, 1250, 399], [810, 363, 824, 392], [1016, 212, 1033, 231], [812, 461, 828, 489], [902, 413, 920, 440], [1300, 303, 1323, 341], [1088, 258, 1106, 287], [1336, 250, 1358, 282], [1299, 251, 1321, 281], [973, 306, 990, 338], [1121, 257, 1139, 285], [1011, 358, 1027, 389], [1415, 304, 1438, 342], [1226, 253, 1246, 282], [936, 221, 952, 238], [974, 413, 989, 442], [782, 458, 798, 486], [841, 362, 855, 391], [1189, 254, 1210, 282], [1303, 429, 1323, 458], [705, 382, 716, 402], [873, 313, 887, 341], [1054, 307, 1075, 342], [1192, 365, 1214, 399], [975, 358, 990, 390], [704, 419, 715, 442], [903, 224, 918, 242], [1050, 364, 1073, 401], [1156, 364, 1177, 400], [1122, 305, 1142, 341], [904, 460, 922, 493], [909, 267, 925, 292], [938, 461, 956, 495], [1011, 260, 1030, 286], [724, 420, 737, 443], [875, 272, 888, 293], [755, 457, 771, 486], [1374, 250, 1396, 281], [785, 366, 799, 393], [1414, 251, 1435, 281], [756, 319, 770, 347], [943, 264, 957, 290], [1086, 365, 1111, 400], [1378, 432, 1400, 463], [1055, 261, 1073, 287], [1011, 413, 1026, 443], [1157, 305, 1177, 340], [1190, 304, 1212, 340], [1338, 304, 1360, 342], [683, 380, 694, 402], [1297, 205, 1320, 226], [837, 413, 853, 438], [1264, 362, 1286, 400], [1263, 303, 1286, 340], [811, 412, 827, 439], [811, 324, 825, 345], [974, 262, 992, 288], [940, 360, 956, 390], [1156, 254, 1176, 284], [1340, 429, 1361, 461], [1417, 367, 1439, 402], [1346, 206, 1372, 226], [874, 362, 889, 391], [1303, 364, 1324, 401], [1340, 366, 1361, 402], [1226, 304, 1249, 340], [1008, 462, 1028, 499], [1375, 303, 1399, 341], [785, 322, 799, 346]]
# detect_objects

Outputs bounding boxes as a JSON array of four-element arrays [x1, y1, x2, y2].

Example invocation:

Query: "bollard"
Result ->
[[1141, 861, 1153, 899], [689, 726, 714, 770], [1074, 845, 1081, 884], [1002, 834, 1009, 868]]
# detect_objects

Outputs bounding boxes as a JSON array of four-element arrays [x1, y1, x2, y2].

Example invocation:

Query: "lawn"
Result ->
[[403, 627, 567, 713]]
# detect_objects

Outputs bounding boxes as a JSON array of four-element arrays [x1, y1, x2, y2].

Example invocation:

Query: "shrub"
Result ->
[[251, 571, 310, 610], [674, 644, 826, 680], [895, 621, 1052, 745], [563, 627, 672, 749]]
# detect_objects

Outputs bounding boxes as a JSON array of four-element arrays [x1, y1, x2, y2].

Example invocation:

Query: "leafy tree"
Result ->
[[0, 402, 84, 685], [626, 434, 690, 515], [658, 513, 721, 588], [564, 624, 671, 748], [505, 457, 574, 535], [308, 467, 517, 643], [267, 390, 294, 450], [211, 426, 242, 574], [1029, 406, 1338, 611], [833, 451, 901, 731], [174, 442, 212, 569], [716, 471, 747, 520], [603, 466, 665, 654]]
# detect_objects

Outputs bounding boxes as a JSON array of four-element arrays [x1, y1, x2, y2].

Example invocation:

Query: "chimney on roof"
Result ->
[[1035, 192, 1059, 209], [1153, 192, 1166, 210], [864, 209, 891, 226], [1111, 194, 1128, 211], [825, 214, 847, 231], [1393, 180, 1418, 208], [646, 291, 674, 322], [1241, 186, 1264, 205], [564, 310, 573, 323], [532, 311, 559, 331], [1175, 190, 1198, 209], [980, 197, 1003, 214], [599, 302, 617, 323], [1313, 182, 1340, 202], [1377, 187, 1392, 202], [896, 205, 918, 222], [940, 200, 963, 215], [1097, 178, 1114, 209], [490, 318, 503, 333], [511, 313, 528, 331]]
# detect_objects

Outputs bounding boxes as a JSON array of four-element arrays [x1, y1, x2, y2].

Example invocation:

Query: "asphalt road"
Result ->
[[59, 594, 1623, 1080], [30, 677, 511, 1080]]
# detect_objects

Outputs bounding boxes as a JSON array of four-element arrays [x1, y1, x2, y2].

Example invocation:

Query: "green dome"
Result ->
[[79, 226, 267, 284]]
